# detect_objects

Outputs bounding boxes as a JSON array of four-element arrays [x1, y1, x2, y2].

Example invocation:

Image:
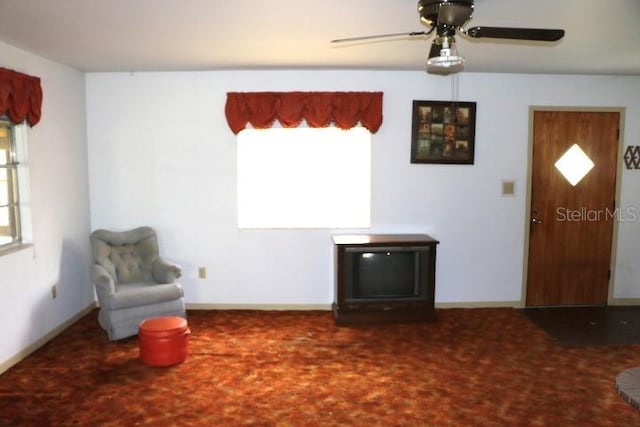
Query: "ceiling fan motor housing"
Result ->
[[418, 0, 474, 28]]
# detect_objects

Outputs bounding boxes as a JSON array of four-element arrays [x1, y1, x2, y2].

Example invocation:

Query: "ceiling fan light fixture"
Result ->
[[426, 35, 465, 74], [334, 0, 564, 74]]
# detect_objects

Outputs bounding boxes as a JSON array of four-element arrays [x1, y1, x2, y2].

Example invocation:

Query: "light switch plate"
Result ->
[[502, 180, 516, 196]]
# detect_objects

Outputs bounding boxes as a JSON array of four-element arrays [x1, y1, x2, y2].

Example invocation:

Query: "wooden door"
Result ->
[[526, 111, 619, 306]]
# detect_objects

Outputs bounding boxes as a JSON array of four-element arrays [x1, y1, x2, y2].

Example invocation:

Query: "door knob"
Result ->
[[532, 218, 543, 224]]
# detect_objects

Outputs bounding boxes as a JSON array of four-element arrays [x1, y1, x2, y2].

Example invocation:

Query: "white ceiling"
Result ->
[[1, 0, 639, 75]]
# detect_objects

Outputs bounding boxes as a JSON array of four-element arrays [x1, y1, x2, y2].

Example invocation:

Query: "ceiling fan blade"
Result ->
[[465, 26, 565, 41], [331, 31, 428, 44]]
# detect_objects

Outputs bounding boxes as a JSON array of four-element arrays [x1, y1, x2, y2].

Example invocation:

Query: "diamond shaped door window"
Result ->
[[554, 144, 594, 186]]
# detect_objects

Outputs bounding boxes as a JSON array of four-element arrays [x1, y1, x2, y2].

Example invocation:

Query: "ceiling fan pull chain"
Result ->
[[450, 73, 460, 102], [451, 74, 455, 101]]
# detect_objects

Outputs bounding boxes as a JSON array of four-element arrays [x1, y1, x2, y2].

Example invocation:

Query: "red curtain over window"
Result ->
[[225, 92, 383, 134], [0, 68, 43, 126]]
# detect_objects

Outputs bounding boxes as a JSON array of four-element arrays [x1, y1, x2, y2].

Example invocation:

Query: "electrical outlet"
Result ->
[[198, 267, 207, 279], [51, 285, 57, 299]]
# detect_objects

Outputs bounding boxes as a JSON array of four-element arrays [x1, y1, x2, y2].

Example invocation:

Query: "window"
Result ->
[[237, 127, 371, 229], [0, 119, 28, 250]]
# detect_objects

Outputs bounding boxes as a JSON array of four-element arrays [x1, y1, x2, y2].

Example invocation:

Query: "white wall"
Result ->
[[0, 42, 92, 369], [86, 70, 640, 307]]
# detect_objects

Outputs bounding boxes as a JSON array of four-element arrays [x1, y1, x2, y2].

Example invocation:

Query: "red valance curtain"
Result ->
[[225, 91, 383, 134], [0, 68, 43, 126]]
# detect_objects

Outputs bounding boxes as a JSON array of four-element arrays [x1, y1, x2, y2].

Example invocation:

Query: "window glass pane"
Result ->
[[0, 128, 8, 151], [0, 182, 7, 205], [0, 206, 9, 227], [0, 120, 24, 250], [237, 127, 371, 229]]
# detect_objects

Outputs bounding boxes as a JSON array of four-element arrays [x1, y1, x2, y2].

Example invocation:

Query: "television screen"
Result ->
[[354, 251, 417, 298]]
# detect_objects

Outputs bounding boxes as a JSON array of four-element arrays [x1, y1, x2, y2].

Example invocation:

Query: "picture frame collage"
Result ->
[[410, 100, 476, 164]]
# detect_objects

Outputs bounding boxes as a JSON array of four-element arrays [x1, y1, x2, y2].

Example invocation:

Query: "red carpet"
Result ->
[[1, 308, 639, 426]]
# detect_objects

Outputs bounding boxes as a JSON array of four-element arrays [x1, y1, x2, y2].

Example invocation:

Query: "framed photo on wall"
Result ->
[[410, 100, 476, 164]]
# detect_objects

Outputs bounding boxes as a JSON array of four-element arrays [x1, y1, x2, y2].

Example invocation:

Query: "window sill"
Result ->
[[0, 242, 33, 257]]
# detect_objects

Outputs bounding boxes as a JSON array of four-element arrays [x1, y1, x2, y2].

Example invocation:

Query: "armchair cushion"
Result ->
[[108, 282, 184, 310]]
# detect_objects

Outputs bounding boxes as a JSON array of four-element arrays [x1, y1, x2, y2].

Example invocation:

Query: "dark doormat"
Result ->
[[520, 306, 640, 346]]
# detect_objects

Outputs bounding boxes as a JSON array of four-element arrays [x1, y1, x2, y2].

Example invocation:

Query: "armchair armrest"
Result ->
[[91, 264, 116, 305], [152, 257, 182, 283]]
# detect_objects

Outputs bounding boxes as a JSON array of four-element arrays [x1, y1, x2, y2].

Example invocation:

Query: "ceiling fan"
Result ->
[[331, 0, 565, 74]]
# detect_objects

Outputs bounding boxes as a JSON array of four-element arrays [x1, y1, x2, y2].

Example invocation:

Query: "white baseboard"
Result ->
[[435, 301, 523, 309], [186, 303, 332, 311], [0, 302, 97, 375], [609, 298, 640, 306], [186, 301, 524, 311]]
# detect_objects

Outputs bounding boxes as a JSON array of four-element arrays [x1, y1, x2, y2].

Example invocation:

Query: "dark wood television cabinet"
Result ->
[[332, 234, 438, 325]]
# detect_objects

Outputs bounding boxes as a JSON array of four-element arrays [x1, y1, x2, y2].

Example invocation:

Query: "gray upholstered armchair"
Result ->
[[90, 226, 186, 341]]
